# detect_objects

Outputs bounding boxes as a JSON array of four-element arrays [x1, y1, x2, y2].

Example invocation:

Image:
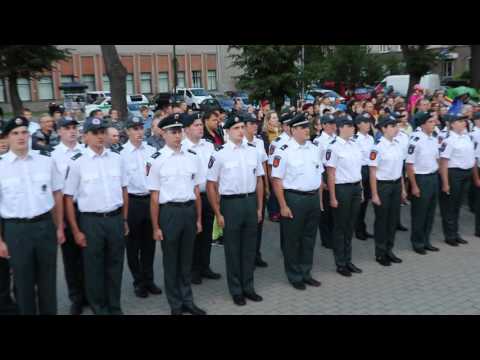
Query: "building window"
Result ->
[[82, 75, 96, 91], [102, 75, 110, 92], [0, 79, 5, 102], [207, 70, 217, 90], [17, 78, 31, 101], [140, 73, 152, 94], [379, 45, 389, 53], [176, 71, 185, 88], [158, 72, 169, 92], [192, 71, 202, 88], [465, 56, 471, 72], [126, 74, 134, 94], [60, 75, 75, 98], [442, 60, 454, 78], [38, 76, 54, 100]]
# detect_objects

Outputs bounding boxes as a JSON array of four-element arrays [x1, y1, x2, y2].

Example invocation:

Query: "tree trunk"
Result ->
[[471, 45, 480, 89], [273, 94, 284, 114], [101, 45, 128, 121], [7, 74, 23, 116]]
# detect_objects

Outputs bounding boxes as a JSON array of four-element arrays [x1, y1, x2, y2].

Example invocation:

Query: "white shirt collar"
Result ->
[[56, 141, 82, 154], [4, 150, 35, 163], [163, 144, 184, 157], [182, 137, 203, 149], [227, 140, 246, 150], [85, 146, 109, 158], [124, 140, 145, 153]]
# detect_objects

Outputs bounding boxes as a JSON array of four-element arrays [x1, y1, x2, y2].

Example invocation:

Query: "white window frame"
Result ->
[[38, 76, 54, 100], [17, 78, 31, 101], [102, 75, 110, 92], [140, 73, 152, 94], [192, 71, 202, 88], [158, 72, 169, 92], [207, 70, 217, 91], [177, 71, 186, 88], [82, 75, 96, 91], [126, 74, 134, 95]]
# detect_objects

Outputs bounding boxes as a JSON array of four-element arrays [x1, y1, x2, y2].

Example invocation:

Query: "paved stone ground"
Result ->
[[56, 203, 480, 315]]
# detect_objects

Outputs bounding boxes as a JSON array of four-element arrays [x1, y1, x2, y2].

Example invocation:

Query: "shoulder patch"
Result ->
[[408, 144, 415, 155], [370, 150, 378, 161], [247, 143, 256, 148], [280, 144, 288, 151], [208, 156, 215, 169], [215, 145, 224, 152], [325, 149, 332, 161], [439, 142, 447, 153], [273, 155, 281, 168], [151, 152, 161, 159], [39, 150, 51, 157], [71, 153, 83, 161], [187, 149, 197, 155]]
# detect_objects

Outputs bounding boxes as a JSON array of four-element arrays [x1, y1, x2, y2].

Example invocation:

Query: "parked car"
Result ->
[[227, 91, 250, 105], [86, 91, 111, 104], [377, 74, 441, 97], [84, 94, 150, 117], [151, 92, 174, 111], [213, 95, 235, 112], [199, 98, 221, 112], [176, 87, 212, 110]]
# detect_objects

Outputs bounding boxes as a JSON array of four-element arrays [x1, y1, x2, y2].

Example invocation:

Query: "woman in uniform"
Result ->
[[369, 115, 406, 267], [324, 115, 363, 277]]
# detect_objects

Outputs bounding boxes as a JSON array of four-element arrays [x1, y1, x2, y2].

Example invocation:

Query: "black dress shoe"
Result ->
[[255, 258, 269, 267], [191, 273, 202, 284], [355, 232, 367, 241], [145, 283, 163, 295], [475, 232, 480, 238], [134, 286, 149, 298], [445, 239, 459, 247], [292, 282, 307, 290], [233, 295, 246, 306], [456, 237, 468, 244], [414, 248, 427, 255], [171, 309, 183, 315], [397, 224, 408, 231], [425, 245, 439, 252], [387, 253, 402, 263], [201, 268, 222, 279], [376, 256, 391, 266], [70, 303, 83, 316], [303, 278, 322, 287], [336, 266, 352, 277], [346, 262, 363, 273], [244, 292, 263, 302], [182, 304, 207, 315]]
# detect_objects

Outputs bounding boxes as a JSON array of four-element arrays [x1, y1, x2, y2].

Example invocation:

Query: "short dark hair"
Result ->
[[202, 109, 217, 121], [89, 109, 101, 117]]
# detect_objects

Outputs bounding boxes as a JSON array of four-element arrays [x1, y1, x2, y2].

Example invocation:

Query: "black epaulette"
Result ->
[[215, 145, 224, 152], [329, 139, 337, 145], [353, 134, 359, 139], [247, 143, 256, 148], [71, 153, 82, 161], [256, 134, 263, 140], [151, 152, 161, 159], [412, 136, 420, 142], [393, 139, 400, 144], [280, 144, 288, 151], [39, 150, 51, 157], [374, 138, 381, 145], [188, 149, 197, 155], [274, 137, 281, 142], [110, 144, 123, 154], [205, 138, 214, 144], [432, 131, 438, 137]]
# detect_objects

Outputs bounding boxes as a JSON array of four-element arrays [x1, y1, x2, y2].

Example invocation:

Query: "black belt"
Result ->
[[336, 181, 361, 186], [378, 178, 401, 184], [416, 172, 438, 177], [81, 208, 122, 218], [221, 192, 256, 199], [161, 201, 194, 208], [450, 167, 472, 172], [128, 194, 150, 199], [285, 189, 319, 196], [3, 211, 51, 224]]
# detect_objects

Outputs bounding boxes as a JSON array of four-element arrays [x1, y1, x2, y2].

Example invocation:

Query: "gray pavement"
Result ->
[[56, 203, 480, 315]]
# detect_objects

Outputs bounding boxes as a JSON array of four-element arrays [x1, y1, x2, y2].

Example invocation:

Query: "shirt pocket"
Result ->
[[0, 178, 22, 202], [82, 172, 100, 195], [108, 168, 122, 188], [32, 173, 52, 195], [224, 161, 240, 176]]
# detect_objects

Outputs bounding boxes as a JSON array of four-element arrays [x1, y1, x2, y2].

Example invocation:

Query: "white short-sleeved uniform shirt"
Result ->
[[368, 137, 404, 181], [352, 132, 374, 166], [51, 142, 85, 195], [405, 130, 439, 174], [181, 137, 215, 193], [271, 138, 323, 191], [313, 131, 337, 165], [439, 131, 475, 170], [245, 135, 268, 164], [207, 140, 265, 195], [119, 141, 156, 196], [0, 150, 63, 219], [63, 146, 128, 213], [471, 126, 480, 149], [324, 137, 362, 184], [268, 132, 290, 165], [146, 145, 201, 204], [394, 129, 410, 160]]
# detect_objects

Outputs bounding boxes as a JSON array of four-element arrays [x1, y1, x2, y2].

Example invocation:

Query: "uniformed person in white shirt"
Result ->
[[147, 114, 206, 316], [325, 115, 363, 277], [471, 112, 480, 236], [271, 113, 323, 290], [207, 113, 264, 306], [353, 113, 374, 241], [51, 116, 87, 315], [0, 117, 65, 315], [439, 113, 475, 246], [63, 117, 129, 315], [243, 112, 269, 268], [119, 116, 162, 299], [180, 113, 221, 285], [369, 115, 407, 266], [406, 112, 440, 255], [313, 114, 337, 249]]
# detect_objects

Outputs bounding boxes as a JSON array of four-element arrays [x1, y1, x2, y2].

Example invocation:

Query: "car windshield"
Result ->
[[93, 97, 108, 105], [191, 89, 208, 96], [128, 104, 141, 111]]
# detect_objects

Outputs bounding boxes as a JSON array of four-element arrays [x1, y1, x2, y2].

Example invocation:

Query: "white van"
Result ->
[[379, 74, 441, 97], [176, 88, 212, 110]]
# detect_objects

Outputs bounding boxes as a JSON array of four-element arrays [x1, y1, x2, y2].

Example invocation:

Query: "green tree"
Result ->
[[400, 45, 438, 98], [228, 45, 302, 113], [0, 45, 70, 115]]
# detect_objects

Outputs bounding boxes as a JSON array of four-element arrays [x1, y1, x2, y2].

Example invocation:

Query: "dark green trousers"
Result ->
[[332, 183, 362, 267], [220, 195, 257, 297], [79, 213, 125, 315], [282, 191, 321, 284], [439, 168, 472, 241], [3, 216, 57, 315], [410, 173, 438, 250], [355, 166, 371, 235], [159, 202, 196, 311], [373, 180, 401, 258], [0, 217, 15, 313], [474, 168, 480, 235], [192, 193, 214, 276]]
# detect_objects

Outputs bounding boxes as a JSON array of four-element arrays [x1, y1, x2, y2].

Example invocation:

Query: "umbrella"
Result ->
[[446, 86, 479, 100]]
